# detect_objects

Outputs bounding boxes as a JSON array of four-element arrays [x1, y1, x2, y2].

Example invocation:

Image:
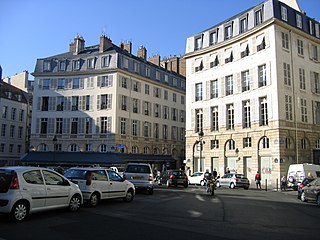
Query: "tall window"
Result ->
[[145, 84, 149, 95], [121, 96, 128, 111], [100, 94, 112, 109], [224, 25, 232, 40], [195, 36, 202, 50], [163, 124, 168, 140], [210, 80, 218, 98], [132, 120, 138, 136], [120, 118, 127, 135], [143, 122, 151, 138], [285, 95, 293, 121], [281, 32, 289, 50], [226, 104, 234, 130], [315, 102, 320, 125], [195, 83, 203, 101], [261, 137, 270, 148], [281, 6, 288, 21], [243, 137, 252, 148], [240, 17, 248, 33], [283, 63, 291, 86], [312, 72, 320, 94], [56, 118, 63, 134], [226, 75, 233, 95], [243, 100, 251, 128], [40, 118, 48, 134], [121, 77, 128, 89], [297, 39, 304, 55], [196, 109, 203, 133], [209, 30, 218, 45], [296, 14, 302, 29], [2, 106, 8, 118], [258, 64, 267, 87], [57, 78, 65, 90], [301, 98, 308, 123], [255, 9, 263, 26], [211, 106, 219, 131], [241, 70, 250, 92], [299, 68, 306, 90], [154, 123, 159, 139], [100, 117, 111, 133], [71, 118, 78, 134], [260, 97, 268, 126]]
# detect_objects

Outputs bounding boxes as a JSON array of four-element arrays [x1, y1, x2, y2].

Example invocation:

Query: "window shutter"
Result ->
[[310, 71, 315, 93], [80, 78, 84, 89], [220, 77, 225, 97], [36, 118, 40, 134], [79, 118, 84, 134], [96, 117, 100, 134], [90, 95, 93, 111], [236, 73, 241, 93], [97, 76, 101, 87], [206, 80, 210, 99], [97, 95, 101, 110]]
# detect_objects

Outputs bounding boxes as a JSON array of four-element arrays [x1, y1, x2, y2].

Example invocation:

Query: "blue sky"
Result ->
[[0, 0, 319, 79]]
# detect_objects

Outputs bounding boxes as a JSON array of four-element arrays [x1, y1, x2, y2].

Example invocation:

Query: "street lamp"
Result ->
[[192, 131, 205, 172], [198, 131, 204, 171]]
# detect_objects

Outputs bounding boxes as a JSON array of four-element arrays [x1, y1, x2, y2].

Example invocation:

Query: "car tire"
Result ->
[[166, 180, 171, 187], [10, 201, 29, 222], [230, 182, 235, 189], [123, 189, 134, 202], [69, 194, 81, 212], [316, 195, 320, 206], [89, 192, 99, 207], [301, 192, 307, 202], [147, 188, 154, 195], [244, 186, 249, 190]]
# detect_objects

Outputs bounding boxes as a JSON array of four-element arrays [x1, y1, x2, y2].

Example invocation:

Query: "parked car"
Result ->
[[0, 166, 82, 222], [216, 173, 250, 189], [287, 163, 320, 190], [64, 167, 135, 207], [158, 170, 188, 188], [297, 177, 315, 199], [188, 172, 205, 186], [300, 178, 320, 205], [122, 163, 154, 194]]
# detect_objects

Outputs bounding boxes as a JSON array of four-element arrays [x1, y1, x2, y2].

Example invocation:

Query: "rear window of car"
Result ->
[[0, 170, 14, 193], [125, 165, 151, 174], [170, 171, 186, 176], [64, 169, 87, 179], [235, 174, 246, 179]]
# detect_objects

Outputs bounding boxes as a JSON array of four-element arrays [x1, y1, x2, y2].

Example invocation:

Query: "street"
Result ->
[[0, 186, 319, 240]]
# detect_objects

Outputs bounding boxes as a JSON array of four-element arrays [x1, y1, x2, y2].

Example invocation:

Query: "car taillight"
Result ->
[[169, 174, 175, 179], [86, 172, 92, 185], [9, 173, 19, 189]]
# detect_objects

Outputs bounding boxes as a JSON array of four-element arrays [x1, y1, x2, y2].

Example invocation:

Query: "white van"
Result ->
[[287, 163, 320, 190]]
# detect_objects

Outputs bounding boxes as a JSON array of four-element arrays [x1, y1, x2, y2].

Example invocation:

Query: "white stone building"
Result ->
[[184, 0, 320, 187]]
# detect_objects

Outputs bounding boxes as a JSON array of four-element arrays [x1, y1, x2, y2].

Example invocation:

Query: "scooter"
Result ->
[[205, 179, 216, 196]]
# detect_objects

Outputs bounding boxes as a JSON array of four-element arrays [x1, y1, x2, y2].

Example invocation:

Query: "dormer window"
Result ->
[[195, 36, 202, 50], [58, 60, 66, 71], [43, 60, 51, 72], [102, 55, 111, 67], [72, 59, 81, 70], [240, 17, 248, 34], [255, 8, 263, 26], [296, 14, 302, 29], [209, 30, 218, 46], [281, 6, 288, 22], [87, 58, 95, 69], [224, 24, 233, 40]]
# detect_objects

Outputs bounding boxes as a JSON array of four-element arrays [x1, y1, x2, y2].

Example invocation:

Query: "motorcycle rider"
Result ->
[[204, 169, 214, 191]]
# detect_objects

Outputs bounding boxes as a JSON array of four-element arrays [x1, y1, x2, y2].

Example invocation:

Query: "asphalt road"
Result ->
[[0, 186, 318, 240]]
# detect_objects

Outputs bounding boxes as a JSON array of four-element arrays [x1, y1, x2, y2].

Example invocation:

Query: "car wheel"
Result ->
[[147, 188, 154, 195], [316, 195, 320, 206], [123, 189, 134, 202], [89, 192, 99, 207], [166, 180, 171, 187], [69, 194, 81, 212], [230, 182, 235, 189], [10, 201, 29, 222], [244, 186, 249, 190], [301, 192, 307, 202]]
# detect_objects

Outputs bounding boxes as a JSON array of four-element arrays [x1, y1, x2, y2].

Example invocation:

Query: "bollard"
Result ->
[[276, 178, 278, 192], [265, 179, 268, 191]]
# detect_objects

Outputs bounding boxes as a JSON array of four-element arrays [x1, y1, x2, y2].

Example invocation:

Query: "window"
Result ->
[[19, 110, 24, 121], [301, 138, 307, 150], [146, 67, 150, 77], [154, 103, 160, 118], [164, 90, 168, 100], [145, 84, 149, 95], [260, 97, 268, 126], [281, 32, 289, 50], [43, 60, 51, 71], [120, 118, 127, 135], [210, 79, 218, 99], [195, 58, 203, 72], [309, 20, 314, 35], [171, 108, 178, 121], [228, 139, 235, 150], [225, 49, 233, 63], [283, 63, 291, 86], [56, 96, 64, 111], [87, 58, 95, 69], [134, 62, 139, 73], [261, 137, 269, 148], [195, 83, 203, 101], [163, 124, 168, 140], [71, 118, 78, 134], [121, 96, 128, 111], [297, 39, 304, 55], [153, 87, 161, 98], [209, 54, 219, 68], [57, 78, 65, 90], [285, 95, 293, 121], [1, 124, 6, 137], [241, 44, 249, 58], [285, 138, 292, 149], [299, 68, 306, 90], [100, 94, 112, 109], [257, 36, 266, 51], [156, 71, 161, 80], [211, 106, 218, 131], [2, 106, 8, 119], [85, 118, 92, 134], [224, 24, 232, 40], [58, 60, 66, 71], [42, 79, 50, 90], [102, 55, 111, 67], [56, 118, 63, 134], [171, 126, 177, 141], [181, 96, 185, 105], [243, 100, 251, 128], [243, 137, 252, 148], [258, 64, 267, 87], [301, 98, 308, 123], [315, 102, 320, 125], [99, 75, 113, 87], [211, 140, 219, 149], [312, 72, 320, 94], [241, 70, 250, 92], [226, 75, 233, 95], [72, 59, 81, 70], [226, 104, 234, 130], [173, 93, 177, 102], [72, 78, 80, 89], [195, 109, 203, 133], [132, 98, 139, 113], [209, 30, 218, 45], [71, 96, 79, 111], [310, 45, 318, 61], [165, 75, 169, 84], [40, 118, 48, 134], [180, 110, 185, 123], [10, 125, 15, 138], [132, 80, 140, 92], [132, 120, 139, 136], [240, 17, 248, 33], [195, 36, 202, 50], [143, 101, 151, 116], [296, 14, 302, 29], [100, 116, 111, 134], [281, 6, 288, 21], [11, 108, 16, 120], [85, 144, 92, 152], [255, 9, 263, 26], [163, 106, 169, 119], [143, 122, 151, 138]]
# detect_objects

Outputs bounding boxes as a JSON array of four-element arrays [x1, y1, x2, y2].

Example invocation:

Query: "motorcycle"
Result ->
[[205, 179, 216, 196]]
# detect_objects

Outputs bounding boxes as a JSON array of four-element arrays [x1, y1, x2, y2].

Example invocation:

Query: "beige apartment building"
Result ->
[[29, 35, 186, 169], [184, 0, 320, 186]]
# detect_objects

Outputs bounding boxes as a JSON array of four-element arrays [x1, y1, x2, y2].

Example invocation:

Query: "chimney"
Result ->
[[120, 41, 132, 54], [0, 65, 2, 80], [69, 35, 85, 55], [100, 35, 113, 53], [137, 46, 147, 60], [148, 54, 160, 66]]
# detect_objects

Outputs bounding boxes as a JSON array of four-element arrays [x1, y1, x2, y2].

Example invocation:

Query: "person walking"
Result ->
[[280, 175, 287, 191], [255, 171, 262, 189]]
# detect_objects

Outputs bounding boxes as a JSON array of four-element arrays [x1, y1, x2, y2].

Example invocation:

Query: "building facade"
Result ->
[[184, 0, 320, 186], [31, 35, 186, 169]]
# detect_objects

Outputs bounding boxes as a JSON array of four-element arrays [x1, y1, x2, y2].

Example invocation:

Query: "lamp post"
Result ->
[[198, 131, 204, 171]]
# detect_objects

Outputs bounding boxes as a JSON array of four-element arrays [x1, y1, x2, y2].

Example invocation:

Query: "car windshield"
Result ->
[[235, 174, 246, 179], [171, 171, 185, 176], [64, 169, 87, 179], [125, 165, 151, 174], [0, 170, 14, 193]]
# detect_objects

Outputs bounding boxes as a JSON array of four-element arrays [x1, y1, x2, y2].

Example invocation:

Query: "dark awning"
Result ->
[[20, 151, 175, 167]]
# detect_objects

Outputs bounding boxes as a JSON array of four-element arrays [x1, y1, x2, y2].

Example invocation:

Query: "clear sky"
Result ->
[[0, 0, 319, 79]]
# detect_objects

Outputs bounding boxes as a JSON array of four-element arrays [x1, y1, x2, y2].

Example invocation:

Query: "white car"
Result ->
[[0, 166, 83, 222], [188, 172, 206, 186], [64, 167, 135, 207]]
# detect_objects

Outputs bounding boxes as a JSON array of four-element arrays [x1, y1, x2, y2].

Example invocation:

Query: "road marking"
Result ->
[[195, 194, 205, 201], [188, 210, 202, 218]]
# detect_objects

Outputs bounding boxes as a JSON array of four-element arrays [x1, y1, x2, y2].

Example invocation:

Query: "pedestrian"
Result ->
[[255, 171, 261, 189], [213, 168, 218, 178], [280, 175, 287, 191]]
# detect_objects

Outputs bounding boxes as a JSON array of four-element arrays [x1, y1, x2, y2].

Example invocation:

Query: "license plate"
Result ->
[[178, 179, 184, 183], [132, 176, 143, 180]]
